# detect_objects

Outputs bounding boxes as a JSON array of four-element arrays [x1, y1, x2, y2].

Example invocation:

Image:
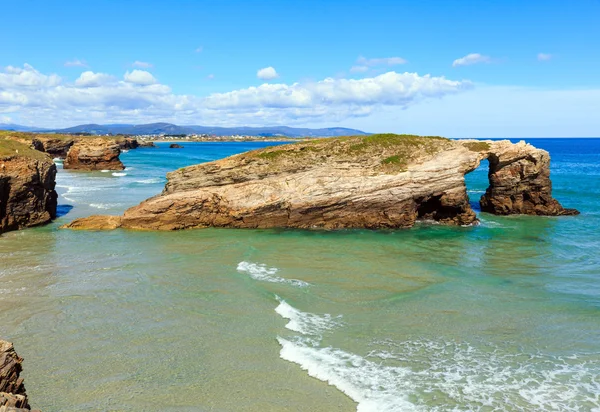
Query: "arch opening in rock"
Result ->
[[464, 158, 490, 214]]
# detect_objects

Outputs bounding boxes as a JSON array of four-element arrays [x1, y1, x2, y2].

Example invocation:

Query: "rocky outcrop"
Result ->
[[0, 140, 57, 234], [138, 141, 156, 148], [62, 134, 578, 231], [0, 340, 41, 411], [479, 141, 579, 216], [116, 137, 139, 150], [63, 138, 124, 170], [31, 137, 75, 158], [169, 143, 183, 149]]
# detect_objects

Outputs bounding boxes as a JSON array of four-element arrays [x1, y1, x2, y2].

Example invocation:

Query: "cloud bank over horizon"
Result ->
[[0, 63, 470, 128]]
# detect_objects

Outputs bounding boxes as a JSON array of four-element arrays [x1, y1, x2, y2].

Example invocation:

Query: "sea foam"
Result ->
[[274, 296, 342, 335], [112, 172, 127, 177], [274, 301, 600, 411], [236, 262, 310, 287]]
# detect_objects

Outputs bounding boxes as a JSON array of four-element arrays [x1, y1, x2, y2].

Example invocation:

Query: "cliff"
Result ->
[[0, 132, 138, 170], [63, 134, 578, 231], [0, 340, 41, 411], [0, 140, 57, 234]]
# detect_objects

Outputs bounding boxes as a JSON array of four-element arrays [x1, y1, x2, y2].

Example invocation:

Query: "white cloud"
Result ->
[[124, 70, 157, 85], [257, 67, 279, 80], [537, 53, 552, 61], [64, 59, 88, 68], [203, 72, 471, 124], [452, 53, 491, 67], [0, 64, 471, 128], [357, 56, 407, 67], [195, 46, 203, 53], [0, 64, 61, 88], [132, 61, 153, 68], [75, 71, 114, 88]]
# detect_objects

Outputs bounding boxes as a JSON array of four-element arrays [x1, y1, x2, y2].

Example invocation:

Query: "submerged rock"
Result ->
[[63, 138, 124, 171], [64, 134, 578, 231], [0, 140, 57, 234], [0, 339, 41, 411], [61, 214, 122, 230]]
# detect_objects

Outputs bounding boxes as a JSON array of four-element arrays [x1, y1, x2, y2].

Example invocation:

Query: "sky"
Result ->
[[1, 0, 599, 137]]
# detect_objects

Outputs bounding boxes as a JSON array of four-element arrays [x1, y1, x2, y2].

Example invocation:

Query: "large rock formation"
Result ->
[[479, 141, 578, 215], [63, 138, 124, 170], [62, 135, 578, 231], [0, 140, 57, 234], [0, 340, 41, 411]]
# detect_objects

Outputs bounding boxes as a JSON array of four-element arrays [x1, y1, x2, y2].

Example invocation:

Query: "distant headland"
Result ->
[[0, 122, 369, 139]]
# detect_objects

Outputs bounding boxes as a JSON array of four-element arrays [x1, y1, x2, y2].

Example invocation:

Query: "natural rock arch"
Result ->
[[62, 135, 579, 231]]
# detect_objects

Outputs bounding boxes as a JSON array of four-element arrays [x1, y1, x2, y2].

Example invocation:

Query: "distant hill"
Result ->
[[8, 122, 369, 137], [0, 123, 49, 132]]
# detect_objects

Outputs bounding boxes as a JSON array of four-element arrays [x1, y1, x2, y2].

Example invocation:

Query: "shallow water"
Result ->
[[1, 139, 599, 411]]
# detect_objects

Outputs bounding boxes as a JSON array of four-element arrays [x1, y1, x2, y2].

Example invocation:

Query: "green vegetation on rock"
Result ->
[[0, 139, 49, 161], [462, 141, 491, 152], [248, 133, 452, 174]]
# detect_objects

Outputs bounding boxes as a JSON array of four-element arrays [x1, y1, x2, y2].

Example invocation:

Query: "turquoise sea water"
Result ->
[[0, 139, 599, 411]]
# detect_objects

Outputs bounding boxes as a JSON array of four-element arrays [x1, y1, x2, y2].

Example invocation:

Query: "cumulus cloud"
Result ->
[[257, 67, 279, 80], [452, 53, 491, 67], [0, 64, 61, 88], [132, 61, 153, 68], [64, 59, 88, 68], [537, 53, 552, 61], [124, 70, 157, 85], [0, 64, 471, 127], [75, 71, 114, 88]]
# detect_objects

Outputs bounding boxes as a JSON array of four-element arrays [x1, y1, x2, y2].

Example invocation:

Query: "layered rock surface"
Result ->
[[0, 140, 57, 234], [63, 138, 124, 170], [0, 132, 142, 170], [63, 134, 578, 231], [0, 340, 41, 411]]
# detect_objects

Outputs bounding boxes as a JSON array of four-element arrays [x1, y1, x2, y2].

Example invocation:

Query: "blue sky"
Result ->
[[1, 0, 599, 136]]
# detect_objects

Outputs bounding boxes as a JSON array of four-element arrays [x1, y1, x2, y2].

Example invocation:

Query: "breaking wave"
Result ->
[[236, 262, 310, 287]]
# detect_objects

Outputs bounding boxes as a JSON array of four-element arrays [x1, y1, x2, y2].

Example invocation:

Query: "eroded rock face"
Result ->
[[0, 340, 41, 411], [116, 137, 139, 150], [480, 141, 579, 216], [63, 135, 578, 231], [32, 137, 75, 158], [64, 138, 124, 170], [0, 148, 57, 234]]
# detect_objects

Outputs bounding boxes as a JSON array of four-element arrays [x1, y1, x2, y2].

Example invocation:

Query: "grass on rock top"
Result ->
[[0, 139, 50, 161], [253, 133, 453, 173]]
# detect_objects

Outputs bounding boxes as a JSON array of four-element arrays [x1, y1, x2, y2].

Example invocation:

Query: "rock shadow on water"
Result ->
[[56, 204, 74, 218]]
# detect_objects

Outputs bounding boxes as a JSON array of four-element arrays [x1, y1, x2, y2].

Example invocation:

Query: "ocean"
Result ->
[[0, 139, 599, 411]]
